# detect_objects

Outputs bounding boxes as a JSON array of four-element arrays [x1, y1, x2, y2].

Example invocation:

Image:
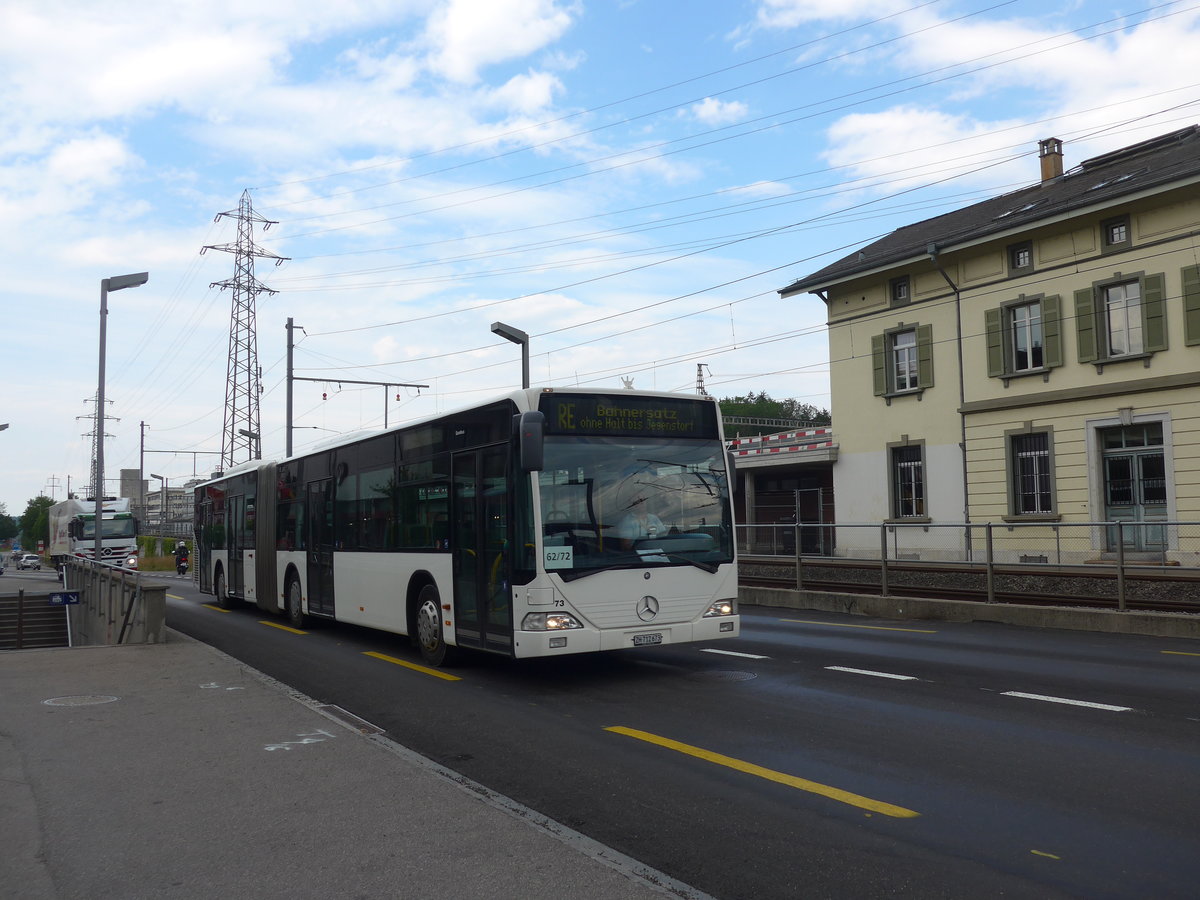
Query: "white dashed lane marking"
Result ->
[[825, 666, 919, 681], [1000, 691, 1133, 712]]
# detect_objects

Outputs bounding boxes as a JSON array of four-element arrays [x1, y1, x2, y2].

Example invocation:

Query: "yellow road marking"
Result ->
[[782, 618, 937, 634], [363, 651, 462, 681], [260, 620, 307, 635], [1162, 650, 1200, 657], [202, 604, 231, 613], [1031, 850, 1061, 860], [167, 593, 184, 600], [605, 726, 920, 819]]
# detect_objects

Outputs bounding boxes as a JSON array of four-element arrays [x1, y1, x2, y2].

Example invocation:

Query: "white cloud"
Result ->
[[754, 0, 908, 30], [422, 0, 577, 83], [46, 134, 137, 186], [766, 2, 1200, 195], [486, 70, 564, 114], [729, 180, 793, 198], [686, 97, 749, 126]]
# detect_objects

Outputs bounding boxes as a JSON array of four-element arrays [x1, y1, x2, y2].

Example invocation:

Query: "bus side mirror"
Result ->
[[726, 451, 737, 493], [515, 411, 545, 472]]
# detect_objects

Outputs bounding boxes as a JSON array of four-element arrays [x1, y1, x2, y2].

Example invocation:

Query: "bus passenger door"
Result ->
[[452, 446, 512, 653], [228, 494, 245, 597], [306, 478, 336, 617]]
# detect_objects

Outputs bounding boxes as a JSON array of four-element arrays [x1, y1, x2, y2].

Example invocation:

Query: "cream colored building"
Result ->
[[781, 127, 1200, 563]]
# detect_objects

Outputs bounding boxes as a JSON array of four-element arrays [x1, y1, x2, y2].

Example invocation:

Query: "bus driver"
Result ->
[[616, 496, 665, 549]]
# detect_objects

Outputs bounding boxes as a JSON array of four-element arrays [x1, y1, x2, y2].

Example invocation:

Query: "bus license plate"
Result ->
[[632, 632, 663, 646]]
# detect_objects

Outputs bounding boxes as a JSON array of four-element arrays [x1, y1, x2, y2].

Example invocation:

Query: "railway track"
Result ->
[[738, 554, 1200, 615]]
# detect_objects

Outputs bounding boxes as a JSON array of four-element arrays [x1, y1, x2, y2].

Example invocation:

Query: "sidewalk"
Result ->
[[1, 632, 707, 900]]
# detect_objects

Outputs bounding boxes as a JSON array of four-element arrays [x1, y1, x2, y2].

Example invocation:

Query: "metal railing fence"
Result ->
[[736, 520, 1200, 612]]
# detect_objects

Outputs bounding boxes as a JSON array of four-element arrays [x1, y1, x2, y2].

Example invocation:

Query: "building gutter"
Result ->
[[928, 243, 972, 535]]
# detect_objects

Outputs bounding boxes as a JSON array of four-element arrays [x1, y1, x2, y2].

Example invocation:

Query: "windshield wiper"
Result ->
[[553, 553, 719, 581], [555, 562, 641, 582], [645, 550, 719, 573]]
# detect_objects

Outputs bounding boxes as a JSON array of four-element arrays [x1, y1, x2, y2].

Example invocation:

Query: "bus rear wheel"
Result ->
[[415, 584, 456, 667]]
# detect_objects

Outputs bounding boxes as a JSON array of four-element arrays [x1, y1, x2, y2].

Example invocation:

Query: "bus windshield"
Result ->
[[538, 435, 733, 579]]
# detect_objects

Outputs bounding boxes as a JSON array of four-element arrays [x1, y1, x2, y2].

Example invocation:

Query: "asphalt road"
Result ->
[[161, 577, 1200, 900]]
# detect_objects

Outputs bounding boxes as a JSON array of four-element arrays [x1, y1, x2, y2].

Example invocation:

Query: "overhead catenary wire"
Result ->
[[98, 7, 1200, 475]]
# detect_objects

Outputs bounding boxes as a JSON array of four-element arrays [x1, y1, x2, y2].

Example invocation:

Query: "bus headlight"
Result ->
[[703, 599, 736, 617], [522, 612, 583, 631]]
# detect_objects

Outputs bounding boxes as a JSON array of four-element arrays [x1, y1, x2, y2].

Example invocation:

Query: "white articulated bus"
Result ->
[[193, 387, 739, 665]]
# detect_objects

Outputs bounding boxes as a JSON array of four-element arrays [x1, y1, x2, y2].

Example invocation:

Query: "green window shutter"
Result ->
[[871, 334, 887, 396], [1075, 287, 1097, 363], [1042, 294, 1063, 368], [1142, 273, 1167, 352], [985, 308, 1004, 377], [916, 324, 934, 388], [1184, 265, 1200, 346]]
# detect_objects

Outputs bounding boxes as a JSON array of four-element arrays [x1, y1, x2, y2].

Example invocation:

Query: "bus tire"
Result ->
[[215, 568, 235, 610], [286, 576, 306, 629], [415, 584, 456, 667]]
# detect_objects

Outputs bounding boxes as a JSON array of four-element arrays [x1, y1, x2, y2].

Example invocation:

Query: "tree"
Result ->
[[0, 502, 17, 542], [20, 495, 53, 551], [718, 392, 830, 437]]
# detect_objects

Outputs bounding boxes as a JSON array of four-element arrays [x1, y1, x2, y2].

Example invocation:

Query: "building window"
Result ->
[[985, 295, 1062, 379], [892, 329, 918, 391], [872, 324, 933, 397], [1103, 280, 1143, 356], [890, 276, 910, 307], [1074, 273, 1166, 365], [1010, 432, 1053, 515], [892, 445, 924, 518], [1102, 215, 1131, 251], [1008, 241, 1033, 275], [1010, 300, 1043, 371]]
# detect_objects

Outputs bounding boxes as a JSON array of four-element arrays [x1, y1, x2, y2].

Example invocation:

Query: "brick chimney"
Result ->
[[1039, 137, 1063, 182]]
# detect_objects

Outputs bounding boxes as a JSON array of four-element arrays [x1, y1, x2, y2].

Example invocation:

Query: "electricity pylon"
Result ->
[[201, 190, 289, 470]]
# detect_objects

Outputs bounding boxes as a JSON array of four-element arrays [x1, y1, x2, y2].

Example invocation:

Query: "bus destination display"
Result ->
[[540, 393, 717, 439]]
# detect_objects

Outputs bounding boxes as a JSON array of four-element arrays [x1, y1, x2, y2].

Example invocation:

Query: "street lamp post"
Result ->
[[96, 271, 148, 564], [238, 428, 261, 460], [491, 321, 530, 389]]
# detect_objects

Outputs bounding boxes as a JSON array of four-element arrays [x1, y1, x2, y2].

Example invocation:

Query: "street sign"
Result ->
[[48, 591, 80, 606]]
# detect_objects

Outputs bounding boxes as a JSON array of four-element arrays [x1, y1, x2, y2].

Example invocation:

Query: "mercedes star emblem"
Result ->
[[637, 595, 659, 621]]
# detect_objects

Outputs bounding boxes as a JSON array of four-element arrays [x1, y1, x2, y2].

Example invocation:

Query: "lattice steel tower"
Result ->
[[201, 190, 288, 470]]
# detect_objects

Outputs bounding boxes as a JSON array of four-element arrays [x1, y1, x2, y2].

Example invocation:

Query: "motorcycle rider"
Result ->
[[174, 540, 189, 574]]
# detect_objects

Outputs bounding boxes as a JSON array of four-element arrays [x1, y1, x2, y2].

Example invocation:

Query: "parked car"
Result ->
[[17, 553, 41, 570]]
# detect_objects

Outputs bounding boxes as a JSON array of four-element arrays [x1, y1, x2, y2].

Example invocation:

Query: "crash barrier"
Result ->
[[60, 557, 167, 646], [737, 520, 1200, 613]]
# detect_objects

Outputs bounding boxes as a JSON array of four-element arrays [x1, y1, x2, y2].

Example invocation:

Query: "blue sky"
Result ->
[[3, 0, 1198, 516]]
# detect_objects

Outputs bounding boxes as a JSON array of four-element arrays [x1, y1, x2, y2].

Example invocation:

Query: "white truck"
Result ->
[[49, 497, 139, 569]]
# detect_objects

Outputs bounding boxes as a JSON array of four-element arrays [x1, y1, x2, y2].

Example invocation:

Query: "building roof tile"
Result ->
[[781, 125, 1200, 296]]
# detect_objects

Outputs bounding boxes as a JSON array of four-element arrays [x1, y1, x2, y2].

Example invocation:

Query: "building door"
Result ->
[[451, 445, 512, 653], [1102, 423, 1167, 552], [306, 478, 336, 616]]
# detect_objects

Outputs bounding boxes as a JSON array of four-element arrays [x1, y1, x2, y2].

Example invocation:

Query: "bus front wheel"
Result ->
[[415, 584, 456, 667]]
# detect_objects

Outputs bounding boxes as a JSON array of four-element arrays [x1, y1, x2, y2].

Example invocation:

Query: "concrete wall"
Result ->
[[63, 561, 166, 646], [740, 585, 1200, 641]]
